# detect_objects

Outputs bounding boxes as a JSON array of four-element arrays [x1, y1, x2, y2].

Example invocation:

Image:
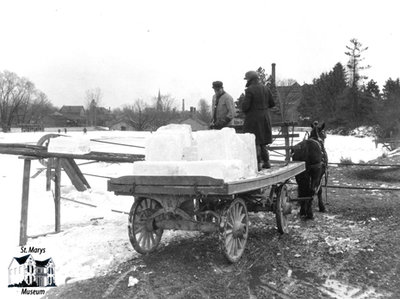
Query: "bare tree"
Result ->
[[19, 91, 55, 125], [0, 71, 37, 131], [152, 93, 177, 112], [85, 87, 103, 108], [85, 88, 103, 126], [123, 99, 155, 131]]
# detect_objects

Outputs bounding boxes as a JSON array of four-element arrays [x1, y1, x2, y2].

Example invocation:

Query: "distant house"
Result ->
[[269, 82, 303, 124], [179, 116, 208, 131], [43, 106, 87, 127], [276, 82, 303, 122], [59, 106, 86, 126], [109, 118, 136, 131], [95, 107, 112, 126], [42, 111, 68, 127], [8, 254, 56, 287], [88, 100, 113, 127]]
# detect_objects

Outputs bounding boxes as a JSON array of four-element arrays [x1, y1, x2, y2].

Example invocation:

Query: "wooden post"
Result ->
[[54, 158, 61, 232], [282, 125, 290, 162], [46, 158, 53, 191], [19, 158, 31, 246]]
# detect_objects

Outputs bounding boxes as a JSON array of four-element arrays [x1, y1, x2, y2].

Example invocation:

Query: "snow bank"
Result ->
[[325, 135, 387, 163]]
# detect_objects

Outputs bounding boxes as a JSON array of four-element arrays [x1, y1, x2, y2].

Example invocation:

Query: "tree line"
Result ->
[[1, 38, 399, 136], [0, 71, 56, 132], [0, 70, 212, 132], [298, 39, 400, 138]]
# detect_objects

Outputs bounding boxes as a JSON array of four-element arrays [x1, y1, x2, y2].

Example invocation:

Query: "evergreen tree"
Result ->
[[344, 39, 372, 125], [345, 38, 371, 88], [382, 78, 400, 101], [358, 79, 381, 125], [298, 63, 347, 127], [364, 79, 380, 100], [298, 82, 320, 124], [377, 78, 400, 137]]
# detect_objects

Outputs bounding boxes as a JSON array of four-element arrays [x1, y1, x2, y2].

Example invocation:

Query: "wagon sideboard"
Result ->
[[107, 161, 305, 196]]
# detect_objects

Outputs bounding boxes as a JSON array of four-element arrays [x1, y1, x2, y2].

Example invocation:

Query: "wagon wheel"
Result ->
[[128, 197, 164, 254], [220, 198, 249, 263], [36, 134, 62, 167], [275, 184, 291, 234]]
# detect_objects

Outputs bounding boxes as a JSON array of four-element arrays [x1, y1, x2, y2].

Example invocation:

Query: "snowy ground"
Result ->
[[0, 129, 389, 298]]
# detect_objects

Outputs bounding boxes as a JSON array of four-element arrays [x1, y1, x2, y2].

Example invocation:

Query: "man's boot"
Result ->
[[261, 145, 271, 169], [256, 145, 263, 171]]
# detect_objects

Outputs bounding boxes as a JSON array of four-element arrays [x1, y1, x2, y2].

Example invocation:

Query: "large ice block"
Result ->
[[132, 159, 245, 182], [156, 124, 193, 147], [132, 161, 180, 176], [48, 136, 91, 154], [140, 124, 258, 180], [193, 127, 237, 161], [145, 124, 193, 161], [235, 133, 258, 177], [193, 128, 258, 177]]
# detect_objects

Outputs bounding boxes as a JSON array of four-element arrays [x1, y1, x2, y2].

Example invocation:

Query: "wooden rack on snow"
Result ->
[[0, 136, 144, 246]]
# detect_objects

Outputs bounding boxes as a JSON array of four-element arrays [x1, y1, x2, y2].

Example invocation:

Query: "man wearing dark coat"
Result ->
[[242, 70, 275, 170]]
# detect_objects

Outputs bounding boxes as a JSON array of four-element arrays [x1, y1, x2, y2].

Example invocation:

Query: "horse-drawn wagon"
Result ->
[[107, 161, 305, 262]]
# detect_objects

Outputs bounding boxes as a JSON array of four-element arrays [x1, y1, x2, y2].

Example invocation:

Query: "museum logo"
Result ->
[[8, 249, 56, 295]]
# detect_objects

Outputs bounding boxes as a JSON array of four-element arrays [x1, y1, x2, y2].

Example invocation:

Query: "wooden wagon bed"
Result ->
[[107, 161, 305, 196]]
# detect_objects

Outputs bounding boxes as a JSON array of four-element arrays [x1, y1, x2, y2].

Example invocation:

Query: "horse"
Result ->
[[292, 121, 328, 219]]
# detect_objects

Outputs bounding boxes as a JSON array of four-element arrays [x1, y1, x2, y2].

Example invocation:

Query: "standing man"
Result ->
[[210, 81, 235, 129], [242, 70, 275, 170]]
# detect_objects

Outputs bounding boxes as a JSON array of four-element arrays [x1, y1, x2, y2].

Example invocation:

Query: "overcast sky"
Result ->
[[0, 0, 399, 110]]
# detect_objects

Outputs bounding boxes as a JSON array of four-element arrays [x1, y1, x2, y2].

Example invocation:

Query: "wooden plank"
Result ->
[[267, 145, 296, 150], [225, 162, 305, 195], [272, 134, 299, 138], [126, 185, 227, 196], [108, 175, 224, 186], [107, 162, 305, 196], [61, 158, 87, 191], [272, 121, 298, 127], [54, 158, 61, 232], [107, 180, 227, 196], [19, 158, 31, 246], [375, 138, 400, 142], [0, 143, 144, 163], [66, 158, 91, 188]]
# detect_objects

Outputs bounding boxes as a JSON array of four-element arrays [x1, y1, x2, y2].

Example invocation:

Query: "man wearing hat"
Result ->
[[210, 81, 235, 129], [242, 70, 275, 170]]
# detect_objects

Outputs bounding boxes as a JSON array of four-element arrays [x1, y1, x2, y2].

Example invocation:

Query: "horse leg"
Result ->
[[299, 200, 306, 217], [305, 197, 314, 220], [318, 188, 326, 212], [296, 175, 307, 217]]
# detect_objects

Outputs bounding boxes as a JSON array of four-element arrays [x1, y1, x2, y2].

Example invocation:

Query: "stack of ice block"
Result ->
[[48, 136, 91, 154], [133, 124, 258, 181]]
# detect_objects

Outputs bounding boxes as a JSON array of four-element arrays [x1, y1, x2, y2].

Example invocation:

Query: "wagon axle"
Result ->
[[154, 218, 219, 233]]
